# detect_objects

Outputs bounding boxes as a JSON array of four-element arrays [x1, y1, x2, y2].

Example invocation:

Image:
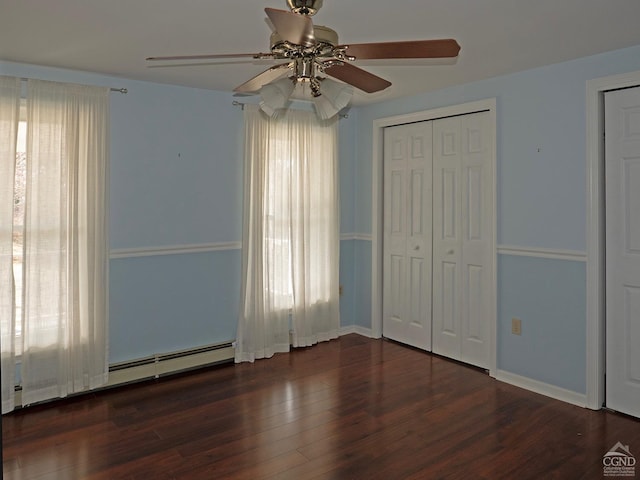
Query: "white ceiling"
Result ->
[[2, 0, 640, 106]]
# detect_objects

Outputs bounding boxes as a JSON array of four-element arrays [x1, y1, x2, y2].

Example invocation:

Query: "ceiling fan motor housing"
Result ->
[[270, 24, 338, 60], [270, 25, 338, 50], [286, 0, 323, 16]]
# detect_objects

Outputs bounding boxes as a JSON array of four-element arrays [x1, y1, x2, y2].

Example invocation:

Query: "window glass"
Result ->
[[13, 101, 26, 345]]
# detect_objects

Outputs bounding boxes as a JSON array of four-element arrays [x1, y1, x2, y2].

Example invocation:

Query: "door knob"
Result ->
[[447, 248, 454, 254], [414, 245, 420, 251]]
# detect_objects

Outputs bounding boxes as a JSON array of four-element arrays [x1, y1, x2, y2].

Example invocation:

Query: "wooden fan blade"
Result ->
[[234, 62, 293, 93], [265, 8, 315, 47], [323, 62, 391, 93], [341, 39, 461, 60], [146, 53, 262, 61]]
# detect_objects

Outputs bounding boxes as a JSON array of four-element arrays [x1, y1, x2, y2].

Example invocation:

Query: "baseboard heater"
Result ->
[[105, 341, 235, 388], [12, 341, 235, 408]]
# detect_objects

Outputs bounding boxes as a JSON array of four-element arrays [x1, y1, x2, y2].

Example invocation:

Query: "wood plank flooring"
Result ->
[[3, 334, 639, 479]]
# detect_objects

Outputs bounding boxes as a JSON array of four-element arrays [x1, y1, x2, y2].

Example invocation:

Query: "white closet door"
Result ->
[[432, 112, 492, 368], [605, 86, 640, 418], [382, 122, 433, 350]]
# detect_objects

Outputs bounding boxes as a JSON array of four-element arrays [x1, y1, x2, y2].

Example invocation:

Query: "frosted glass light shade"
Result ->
[[313, 94, 340, 120], [259, 77, 295, 117], [321, 78, 353, 111], [313, 78, 353, 120]]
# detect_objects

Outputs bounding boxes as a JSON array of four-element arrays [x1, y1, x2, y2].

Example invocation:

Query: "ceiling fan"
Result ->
[[146, 0, 460, 117]]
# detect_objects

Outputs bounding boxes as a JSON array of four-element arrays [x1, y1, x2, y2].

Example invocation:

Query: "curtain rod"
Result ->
[[18, 77, 127, 94], [232, 100, 348, 119]]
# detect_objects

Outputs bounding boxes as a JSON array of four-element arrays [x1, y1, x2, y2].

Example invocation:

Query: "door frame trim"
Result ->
[[585, 70, 640, 410], [371, 98, 497, 376]]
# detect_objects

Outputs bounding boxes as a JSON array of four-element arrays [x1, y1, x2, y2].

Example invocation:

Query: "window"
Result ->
[[1, 77, 110, 412], [235, 106, 341, 362]]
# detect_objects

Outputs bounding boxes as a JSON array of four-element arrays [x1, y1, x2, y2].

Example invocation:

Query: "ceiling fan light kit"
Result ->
[[146, 1, 460, 119]]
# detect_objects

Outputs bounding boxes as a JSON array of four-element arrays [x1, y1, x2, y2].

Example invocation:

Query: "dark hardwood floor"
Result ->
[[3, 334, 639, 479]]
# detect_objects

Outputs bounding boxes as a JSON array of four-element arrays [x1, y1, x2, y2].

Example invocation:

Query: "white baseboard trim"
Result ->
[[495, 369, 588, 408], [340, 325, 377, 338]]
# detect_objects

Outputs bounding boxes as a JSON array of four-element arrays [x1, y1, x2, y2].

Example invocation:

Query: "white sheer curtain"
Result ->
[[0, 78, 110, 411], [0, 76, 21, 412], [235, 105, 340, 363]]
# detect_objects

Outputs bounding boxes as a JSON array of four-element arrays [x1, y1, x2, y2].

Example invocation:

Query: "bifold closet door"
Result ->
[[382, 122, 433, 351], [432, 112, 492, 369]]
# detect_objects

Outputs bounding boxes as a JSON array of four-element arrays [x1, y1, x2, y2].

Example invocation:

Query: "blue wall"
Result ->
[[497, 255, 586, 393], [109, 250, 241, 363], [109, 82, 243, 249]]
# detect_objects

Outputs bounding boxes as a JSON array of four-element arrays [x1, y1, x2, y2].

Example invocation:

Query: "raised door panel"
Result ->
[[440, 261, 458, 335], [386, 253, 405, 330]]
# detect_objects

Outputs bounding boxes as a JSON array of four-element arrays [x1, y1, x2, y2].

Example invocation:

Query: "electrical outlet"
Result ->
[[511, 318, 522, 336]]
